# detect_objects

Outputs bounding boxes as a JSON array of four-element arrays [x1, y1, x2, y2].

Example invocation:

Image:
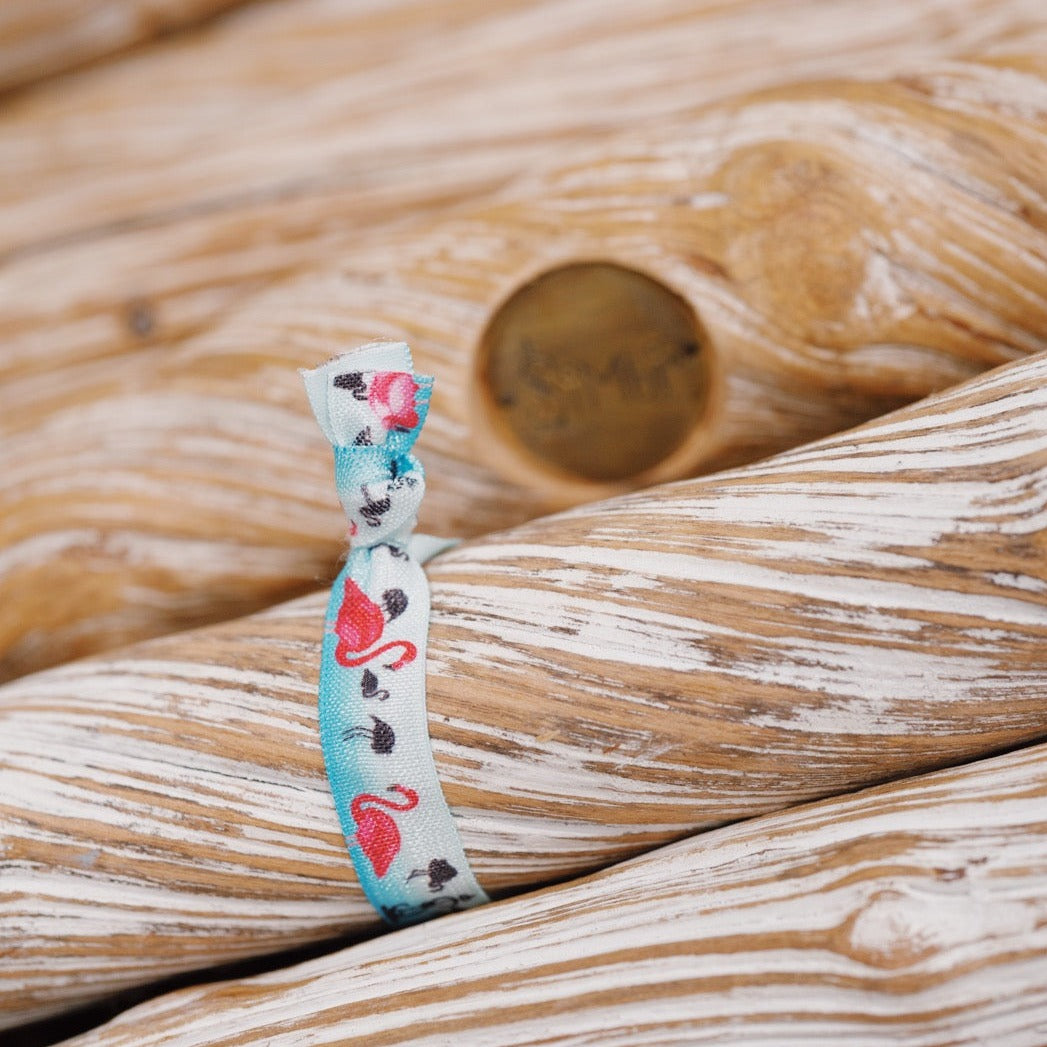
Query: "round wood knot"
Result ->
[[718, 142, 893, 346], [476, 262, 711, 488]]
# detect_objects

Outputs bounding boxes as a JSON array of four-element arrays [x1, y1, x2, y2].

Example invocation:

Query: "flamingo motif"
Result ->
[[347, 785, 419, 878], [333, 576, 416, 670], [369, 371, 419, 431]]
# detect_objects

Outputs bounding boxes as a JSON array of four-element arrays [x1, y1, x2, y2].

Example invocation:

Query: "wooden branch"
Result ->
[[3, 352, 1046, 1028], [3, 1, 1046, 385], [6, 51, 1047, 678], [57, 738, 1047, 1045], [0, 1, 250, 93]]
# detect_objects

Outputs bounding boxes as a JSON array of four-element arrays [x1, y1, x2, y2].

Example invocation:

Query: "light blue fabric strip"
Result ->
[[302, 342, 489, 927]]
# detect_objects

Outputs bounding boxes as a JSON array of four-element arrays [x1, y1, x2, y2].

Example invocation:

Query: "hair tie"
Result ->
[[301, 342, 489, 926]]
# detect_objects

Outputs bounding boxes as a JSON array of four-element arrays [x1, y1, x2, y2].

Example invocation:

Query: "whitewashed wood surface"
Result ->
[[4, 0, 1044, 370], [59, 737, 1047, 1046], [6, 51, 1047, 679], [2, 4, 1046, 1042], [0, 0, 249, 93], [2, 351, 1045, 1029]]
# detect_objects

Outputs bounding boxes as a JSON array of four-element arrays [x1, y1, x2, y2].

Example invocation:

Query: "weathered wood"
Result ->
[[56, 738, 1047, 1046], [3, 0, 1046, 385], [0, 1, 249, 94], [2, 352, 1045, 1029], [5, 52, 1047, 679]]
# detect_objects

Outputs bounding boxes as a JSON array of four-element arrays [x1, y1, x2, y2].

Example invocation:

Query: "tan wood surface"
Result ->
[[0, 0, 250, 93], [5, 52, 1047, 680], [2, 351, 1045, 1029], [4, 5, 1047, 1041], [56, 738, 1047, 1046], [3, 0, 1045, 389]]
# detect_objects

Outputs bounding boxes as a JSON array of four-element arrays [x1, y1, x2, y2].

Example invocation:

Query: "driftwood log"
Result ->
[[55, 738, 1047, 1046], [6, 52, 1047, 679], [4, 0, 1045, 383], [3, 351, 1045, 1029]]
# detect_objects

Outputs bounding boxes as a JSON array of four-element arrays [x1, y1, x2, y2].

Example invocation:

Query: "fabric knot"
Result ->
[[301, 342, 433, 549]]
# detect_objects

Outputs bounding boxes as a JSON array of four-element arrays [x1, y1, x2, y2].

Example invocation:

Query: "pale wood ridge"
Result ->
[[60, 739, 1047, 1046], [5, 52, 1047, 679], [2, 352, 1045, 1028], [0, 0, 251, 94], [5, 0, 1045, 256], [3, 0, 1046, 388]]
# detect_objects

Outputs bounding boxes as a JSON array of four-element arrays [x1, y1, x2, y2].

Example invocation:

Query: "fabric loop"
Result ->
[[302, 342, 489, 927]]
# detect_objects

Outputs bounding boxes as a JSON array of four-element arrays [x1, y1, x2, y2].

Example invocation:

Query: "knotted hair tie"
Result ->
[[301, 342, 489, 926]]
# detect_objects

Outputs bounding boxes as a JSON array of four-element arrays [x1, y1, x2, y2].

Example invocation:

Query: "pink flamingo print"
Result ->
[[347, 785, 420, 878], [369, 372, 419, 431], [333, 576, 416, 670]]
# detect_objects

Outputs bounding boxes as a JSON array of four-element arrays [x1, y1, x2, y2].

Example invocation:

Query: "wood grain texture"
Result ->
[[0, 1, 251, 94], [3, 0, 1046, 386], [6, 51, 1047, 680], [2, 351, 1045, 1028], [57, 738, 1047, 1046]]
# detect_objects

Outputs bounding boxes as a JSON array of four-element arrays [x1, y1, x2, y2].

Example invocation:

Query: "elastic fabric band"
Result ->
[[301, 342, 489, 926]]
